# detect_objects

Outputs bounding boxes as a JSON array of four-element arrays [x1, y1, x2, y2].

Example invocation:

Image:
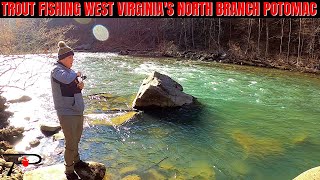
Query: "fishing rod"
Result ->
[[81, 75, 87, 80]]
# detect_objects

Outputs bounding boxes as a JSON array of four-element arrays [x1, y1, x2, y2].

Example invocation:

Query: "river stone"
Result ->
[[1, 163, 23, 180], [8, 95, 32, 103], [132, 71, 194, 109], [5, 162, 14, 168], [0, 96, 6, 111], [3, 149, 20, 163], [293, 166, 320, 180], [53, 132, 65, 141], [0, 158, 6, 166], [29, 139, 40, 148], [122, 174, 141, 180], [40, 123, 61, 136], [23, 161, 106, 180]]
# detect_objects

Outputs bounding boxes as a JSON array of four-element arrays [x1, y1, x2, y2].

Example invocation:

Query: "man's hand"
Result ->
[[77, 81, 84, 90]]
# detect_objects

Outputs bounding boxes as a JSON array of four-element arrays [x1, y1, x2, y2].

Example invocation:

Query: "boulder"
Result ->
[[293, 166, 320, 180], [23, 161, 106, 180], [132, 71, 194, 109], [40, 123, 61, 136]]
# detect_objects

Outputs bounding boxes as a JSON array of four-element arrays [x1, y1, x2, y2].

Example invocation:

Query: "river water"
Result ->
[[1, 53, 320, 179]]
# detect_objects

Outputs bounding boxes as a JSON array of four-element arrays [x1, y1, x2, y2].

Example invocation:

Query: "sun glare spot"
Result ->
[[93, 25, 109, 41]]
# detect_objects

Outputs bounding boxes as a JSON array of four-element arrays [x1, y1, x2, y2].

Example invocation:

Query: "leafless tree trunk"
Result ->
[[218, 18, 221, 51], [209, 19, 213, 49], [297, 18, 302, 65], [245, 19, 252, 55], [258, 18, 261, 55], [265, 19, 269, 58], [310, 19, 316, 59], [229, 19, 232, 45], [184, 19, 188, 50], [191, 19, 195, 49], [287, 19, 292, 62], [279, 19, 285, 55]]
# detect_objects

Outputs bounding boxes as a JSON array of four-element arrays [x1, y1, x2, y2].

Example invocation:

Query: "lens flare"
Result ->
[[74, 18, 92, 24], [93, 25, 109, 41]]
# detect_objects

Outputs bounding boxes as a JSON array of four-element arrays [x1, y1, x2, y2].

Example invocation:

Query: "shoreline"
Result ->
[[74, 48, 320, 75], [0, 95, 25, 178]]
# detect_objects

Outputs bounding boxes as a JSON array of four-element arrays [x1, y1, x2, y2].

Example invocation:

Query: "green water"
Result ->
[[69, 53, 320, 180], [3, 53, 320, 179]]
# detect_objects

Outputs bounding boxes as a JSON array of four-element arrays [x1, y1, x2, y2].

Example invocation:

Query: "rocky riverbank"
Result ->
[[0, 95, 25, 179], [115, 49, 320, 74]]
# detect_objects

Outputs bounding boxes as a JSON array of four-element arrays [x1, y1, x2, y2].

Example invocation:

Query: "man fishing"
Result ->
[[50, 41, 88, 180]]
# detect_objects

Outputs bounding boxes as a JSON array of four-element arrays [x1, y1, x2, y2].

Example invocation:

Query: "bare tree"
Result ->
[[257, 18, 261, 55], [218, 18, 221, 51], [297, 18, 302, 66], [245, 18, 253, 55], [265, 19, 269, 57], [0, 19, 76, 54], [0, 18, 76, 92], [279, 19, 285, 55], [287, 19, 292, 62]]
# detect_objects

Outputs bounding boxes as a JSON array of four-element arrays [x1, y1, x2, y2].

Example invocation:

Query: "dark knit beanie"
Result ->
[[58, 41, 74, 60]]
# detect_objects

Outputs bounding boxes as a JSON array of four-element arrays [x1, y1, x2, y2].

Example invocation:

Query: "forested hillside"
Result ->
[[1, 18, 319, 73]]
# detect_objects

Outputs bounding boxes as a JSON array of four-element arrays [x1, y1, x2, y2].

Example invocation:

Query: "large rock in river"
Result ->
[[23, 161, 106, 180], [132, 71, 194, 109]]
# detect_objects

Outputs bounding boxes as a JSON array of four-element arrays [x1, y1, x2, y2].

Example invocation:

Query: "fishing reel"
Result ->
[[81, 75, 87, 80]]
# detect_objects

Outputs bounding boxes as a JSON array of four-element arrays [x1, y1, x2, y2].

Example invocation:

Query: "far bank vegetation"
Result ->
[[0, 18, 320, 73]]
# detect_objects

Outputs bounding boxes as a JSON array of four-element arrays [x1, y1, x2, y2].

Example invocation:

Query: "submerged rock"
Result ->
[[88, 111, 140, 126], [188, 160, 215, 180], [86, 93, 136, 113], [232, 130, 284, 158], [109, 111, 139, 125], [23, 161, 106, 180], [132, 71, 194, 110], [120, 166, 138, 176], [292, 133, 310, 145], [144, 169, 166, 180], [122, 174, 141, 180]]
